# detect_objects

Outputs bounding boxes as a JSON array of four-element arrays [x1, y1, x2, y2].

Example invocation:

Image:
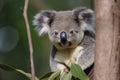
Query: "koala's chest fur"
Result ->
[[54, 46, 83, 67]]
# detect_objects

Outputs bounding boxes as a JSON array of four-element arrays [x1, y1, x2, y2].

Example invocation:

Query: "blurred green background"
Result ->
[[0, 0, 93, 80]]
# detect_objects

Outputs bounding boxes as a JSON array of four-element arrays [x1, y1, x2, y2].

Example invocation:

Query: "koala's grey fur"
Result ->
[[33, 7, 95, 74]]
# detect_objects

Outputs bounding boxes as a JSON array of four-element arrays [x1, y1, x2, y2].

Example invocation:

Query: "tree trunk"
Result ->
[[94, 0, 120, 80]]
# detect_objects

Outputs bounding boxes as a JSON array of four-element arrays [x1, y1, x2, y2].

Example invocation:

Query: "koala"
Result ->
[[33, 7, 95, 79]]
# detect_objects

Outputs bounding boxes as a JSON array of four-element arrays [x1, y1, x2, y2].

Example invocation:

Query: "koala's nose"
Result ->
[[60, 31, 67, 44]]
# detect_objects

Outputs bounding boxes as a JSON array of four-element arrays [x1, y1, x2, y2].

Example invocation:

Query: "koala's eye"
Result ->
[[70, 30, 79, 34], [75, 31, 79, 33], [54, 31, 58, 35], [52, 31, 58, 36]]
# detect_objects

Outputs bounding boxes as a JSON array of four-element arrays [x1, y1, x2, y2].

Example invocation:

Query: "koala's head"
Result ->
[[33, 7, 94, 49]]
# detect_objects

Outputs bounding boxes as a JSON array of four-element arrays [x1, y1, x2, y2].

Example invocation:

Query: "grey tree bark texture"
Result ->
[[94, 0, 120, 80]]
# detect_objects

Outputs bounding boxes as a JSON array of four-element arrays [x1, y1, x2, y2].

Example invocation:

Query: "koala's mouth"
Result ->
[[58, 41, 72, 47]]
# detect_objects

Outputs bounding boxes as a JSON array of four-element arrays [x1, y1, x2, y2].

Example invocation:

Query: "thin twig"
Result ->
[[23, 0, 35, 80]]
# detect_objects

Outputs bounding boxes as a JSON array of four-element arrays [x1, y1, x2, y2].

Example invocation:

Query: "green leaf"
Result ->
[[61, 72, 71, 80], [70, 63, 89, 80], [0, 64, 39, 80], [16, 69, 39, 80], [48, 70, 61, 80], [40, 72, 53, 80], [0, 64, 14, 71]]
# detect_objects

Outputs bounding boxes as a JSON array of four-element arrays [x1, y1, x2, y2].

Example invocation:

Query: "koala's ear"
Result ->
[[73, 8, 95, 33], [33, 10, 56, 36]]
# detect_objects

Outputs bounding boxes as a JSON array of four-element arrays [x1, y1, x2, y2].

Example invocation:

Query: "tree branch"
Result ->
[[23, 0, 35, 80], [94, 0, 120, 80]]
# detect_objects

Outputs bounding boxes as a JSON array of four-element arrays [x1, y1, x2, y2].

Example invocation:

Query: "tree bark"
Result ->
[[94, 0, 120, 80]]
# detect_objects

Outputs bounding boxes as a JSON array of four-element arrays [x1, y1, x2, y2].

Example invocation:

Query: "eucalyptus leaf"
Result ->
[[48, 70, 61, 80], [70, 63, 89, 80], [40, 72, 53, 80], [0, 64, 39, 80], [0, 64, 15, 71], [16, 69, 39, 80]]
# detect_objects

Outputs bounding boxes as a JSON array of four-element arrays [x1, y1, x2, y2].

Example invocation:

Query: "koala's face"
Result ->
[[48, 11, 84, 49], [33, 8, 94, 49]]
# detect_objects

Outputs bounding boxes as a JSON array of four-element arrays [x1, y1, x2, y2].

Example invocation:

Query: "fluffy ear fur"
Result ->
[[33, 10, 56, 36], [73, 8, 95, 34]]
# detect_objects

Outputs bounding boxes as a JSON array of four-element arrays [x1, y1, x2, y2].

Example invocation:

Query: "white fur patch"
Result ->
[[33, 13, 41, 26], [81, 21, 95, 33], [57, 64, 66, 70], [73, 46, 84, 59], [33, 13, 50, 36], [38, 24, 49, 36], [86, 9, 94, 13]]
